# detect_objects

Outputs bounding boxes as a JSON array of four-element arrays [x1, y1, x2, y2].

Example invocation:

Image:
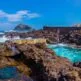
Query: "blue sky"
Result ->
[[0, 0, 81, 30]]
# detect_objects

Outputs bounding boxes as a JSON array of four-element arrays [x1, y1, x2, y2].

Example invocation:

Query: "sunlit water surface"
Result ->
[[48, 44, 81, 63]]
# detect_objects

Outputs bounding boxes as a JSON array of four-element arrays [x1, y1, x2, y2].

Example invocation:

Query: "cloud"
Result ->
[[0, 22, 15, 30], [0, 10, 40, 22]]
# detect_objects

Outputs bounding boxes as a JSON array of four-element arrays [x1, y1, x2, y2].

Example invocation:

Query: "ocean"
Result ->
[[48, 44, 81, 63]]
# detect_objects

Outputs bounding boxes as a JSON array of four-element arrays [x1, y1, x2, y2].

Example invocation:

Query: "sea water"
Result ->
[[48, 44, 81, 63], [0, 66, 19, 79]]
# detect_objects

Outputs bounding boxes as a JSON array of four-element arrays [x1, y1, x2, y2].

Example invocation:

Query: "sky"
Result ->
[[0, 0, 81, 30]]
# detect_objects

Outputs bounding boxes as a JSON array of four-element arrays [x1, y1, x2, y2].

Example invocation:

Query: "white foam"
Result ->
[[0, 35, 8, 43]]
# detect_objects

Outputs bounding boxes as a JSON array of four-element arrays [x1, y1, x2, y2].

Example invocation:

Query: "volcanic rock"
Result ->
[[16, 43, 81, 81], [73, 62, 81, 68], [0, 43, 81, 81], [14, 24, 32, 31]]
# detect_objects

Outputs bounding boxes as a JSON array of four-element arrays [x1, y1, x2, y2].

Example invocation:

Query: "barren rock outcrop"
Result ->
[[14, 43, 81, 81], [0, 43, 81, 81]]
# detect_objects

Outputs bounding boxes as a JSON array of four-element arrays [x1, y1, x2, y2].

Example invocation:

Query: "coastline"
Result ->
[[0, 26, 81, 80], [0, 41, 81, 80], [47, 43, 81, 49]]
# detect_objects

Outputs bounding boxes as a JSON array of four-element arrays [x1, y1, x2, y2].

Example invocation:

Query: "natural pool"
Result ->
[[48, 44, 81, 63], [0, 66, 33, 80], [0, 66, 19, 79]]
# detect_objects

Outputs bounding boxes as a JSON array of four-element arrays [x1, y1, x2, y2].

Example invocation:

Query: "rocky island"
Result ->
[[14, 24, 32, 32]]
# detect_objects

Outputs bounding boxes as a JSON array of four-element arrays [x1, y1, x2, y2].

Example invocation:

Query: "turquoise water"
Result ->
[[48, 44, 81, 63], [0, 66, 19, 79]]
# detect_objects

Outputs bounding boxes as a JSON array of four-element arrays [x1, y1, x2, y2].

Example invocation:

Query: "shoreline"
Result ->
[[47, 43, 81, 49]]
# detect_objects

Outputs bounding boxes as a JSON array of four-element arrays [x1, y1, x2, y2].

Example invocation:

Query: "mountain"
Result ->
[[14, 24, 32, 31]]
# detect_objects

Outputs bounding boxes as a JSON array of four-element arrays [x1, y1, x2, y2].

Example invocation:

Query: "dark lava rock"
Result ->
[[73, 62, 81, 68]]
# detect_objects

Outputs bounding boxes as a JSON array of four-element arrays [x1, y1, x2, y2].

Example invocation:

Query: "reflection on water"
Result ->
[[48, 44, 81, 63]]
